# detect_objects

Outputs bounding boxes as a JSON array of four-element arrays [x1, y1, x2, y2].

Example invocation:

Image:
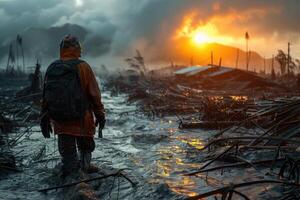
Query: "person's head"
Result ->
[[60, 34, 82, 58]]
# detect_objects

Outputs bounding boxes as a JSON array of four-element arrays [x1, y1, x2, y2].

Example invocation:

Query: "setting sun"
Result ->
[[175, 15, 219, 46], [174, 14, 238, 48], [193, 31, 210, 44]]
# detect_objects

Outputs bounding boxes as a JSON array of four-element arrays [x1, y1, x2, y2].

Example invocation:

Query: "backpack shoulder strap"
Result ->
[[43, 60, 61, 99], [45, 60, 61, 74]]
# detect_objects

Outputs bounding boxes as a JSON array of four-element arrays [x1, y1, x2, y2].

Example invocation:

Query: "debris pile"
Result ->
[[0, 80, 41, 176], [184, 98, 300, 199], [106, 51, 290, 131], [104, 55, 300, 198], [15, 61, 42, 100], [105, 74, 253, 129]]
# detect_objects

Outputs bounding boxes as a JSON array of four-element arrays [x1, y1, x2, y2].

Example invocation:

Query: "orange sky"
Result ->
[[171, 9, 300, 59], [132, 2, 300, 65]]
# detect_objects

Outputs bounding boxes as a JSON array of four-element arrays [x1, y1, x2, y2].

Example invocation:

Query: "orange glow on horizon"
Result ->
[[168, 10, 294, 64], [170, 13, 250, 65], [175, 14, 236, 47]]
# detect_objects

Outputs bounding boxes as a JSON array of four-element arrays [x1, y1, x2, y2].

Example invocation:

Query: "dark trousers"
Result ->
[[58, 134, 95, 174]]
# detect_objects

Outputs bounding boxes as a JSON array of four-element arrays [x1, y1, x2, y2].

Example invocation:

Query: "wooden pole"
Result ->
[[211, 51, 214, 66], [6, 49, 10, 73], [235, 49, 239, 69], [287, 42, 291, 75], [16, 40, 19, 72], [272, 54, 274, 71], [246, 38, 248, 71], [245, 32, 250, 71], [21, 44, 25, 73], [248, 51, 251, 71], [264, 56, 266, 73]]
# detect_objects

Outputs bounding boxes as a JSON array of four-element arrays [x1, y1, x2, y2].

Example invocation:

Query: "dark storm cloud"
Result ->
[[209, 0, 300, 35], [0, 0, 299, 64], [123, 0, 300, 39], [0, 0, 116, 65], [0, 0, 65, 43], [102, 0, 300, 59]]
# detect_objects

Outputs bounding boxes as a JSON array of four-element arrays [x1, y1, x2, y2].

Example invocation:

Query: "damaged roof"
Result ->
[[175, 65, 237, 78], [174, 66, 210, 76], [207, 67, 234, 77], [174, 65, 286, 92]]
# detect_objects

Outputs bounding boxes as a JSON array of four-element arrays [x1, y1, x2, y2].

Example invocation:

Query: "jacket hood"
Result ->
[[60, 47, 81, 60]]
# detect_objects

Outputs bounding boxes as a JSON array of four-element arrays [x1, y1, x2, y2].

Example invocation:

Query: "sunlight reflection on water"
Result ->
[[148, 131, 208, 197], [174, 135, 205, 150]]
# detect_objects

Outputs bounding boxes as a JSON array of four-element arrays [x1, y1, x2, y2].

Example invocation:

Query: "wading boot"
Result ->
[[80, 152, 99, 173]]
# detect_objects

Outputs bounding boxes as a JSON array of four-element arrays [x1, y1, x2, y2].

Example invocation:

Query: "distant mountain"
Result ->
[[159, 42, 278, 72], [0, 23, 278, 73], [201, 43, 276, 72], [0, 23, 112, 67]]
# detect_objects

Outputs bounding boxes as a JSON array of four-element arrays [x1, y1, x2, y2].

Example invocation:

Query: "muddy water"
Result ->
[[0, 81, 219, 200], [0, 81, 268, 200]]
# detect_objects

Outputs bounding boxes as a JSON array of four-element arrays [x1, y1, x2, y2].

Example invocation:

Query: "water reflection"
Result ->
[[150, 133, 208, 197], [166, 177, 198, 197], [173, 135, 205, 150]]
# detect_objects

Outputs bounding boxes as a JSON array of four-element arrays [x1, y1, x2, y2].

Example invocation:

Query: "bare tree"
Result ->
[[245, 32, 250, 71], [275, 50, 297, 76], [275, 50, 287, 75], [295, 59, 300, 73], [125, 50, 147, 76]]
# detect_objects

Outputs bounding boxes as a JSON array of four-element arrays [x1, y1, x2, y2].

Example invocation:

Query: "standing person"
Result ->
[[40, 35, 106, 177]]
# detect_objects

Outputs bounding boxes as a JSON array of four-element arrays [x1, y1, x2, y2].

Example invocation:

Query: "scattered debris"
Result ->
[[0, 78, 40, 176], [1, 48, 300, 199], [105, 56, 300, 199], [182, 98, 300, 199], [16, 60, 42, 100]]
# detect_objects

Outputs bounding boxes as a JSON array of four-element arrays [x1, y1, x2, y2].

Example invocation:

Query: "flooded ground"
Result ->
[[0, 79, 288, 200]]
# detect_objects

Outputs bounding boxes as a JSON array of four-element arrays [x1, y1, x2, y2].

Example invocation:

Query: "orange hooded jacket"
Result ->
[[45, 48, 105, 137]]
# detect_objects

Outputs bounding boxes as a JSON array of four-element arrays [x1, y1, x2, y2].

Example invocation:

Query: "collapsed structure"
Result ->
[[174, 65, 286, 94]]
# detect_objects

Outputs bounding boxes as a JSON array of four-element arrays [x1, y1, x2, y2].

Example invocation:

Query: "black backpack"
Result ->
[[43, 59, 88, 121]]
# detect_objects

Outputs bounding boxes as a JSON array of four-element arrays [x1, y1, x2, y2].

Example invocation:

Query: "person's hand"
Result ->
[[95, 115, 106, 130], [40, 112, 52, 138]]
